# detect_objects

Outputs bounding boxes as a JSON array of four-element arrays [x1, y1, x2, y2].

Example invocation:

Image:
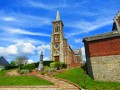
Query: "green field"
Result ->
[[0, 76, 53, 86], [0, 70, 53, 86], [53, 68, 120, 90]]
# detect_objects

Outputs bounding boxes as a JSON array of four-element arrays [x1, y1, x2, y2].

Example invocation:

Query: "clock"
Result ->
[[54, 43, 59, 48]]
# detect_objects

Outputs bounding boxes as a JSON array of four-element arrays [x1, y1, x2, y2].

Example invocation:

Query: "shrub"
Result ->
[[5, 65, 18, 70], [50, 62, 62, 70], [41, 71, 46, 75], [18, 69, 29, 74], [47, 68, 57, 72], [22, 63, 35, 71], [62, 63, 67, 68], [43, 61, 54, 66]]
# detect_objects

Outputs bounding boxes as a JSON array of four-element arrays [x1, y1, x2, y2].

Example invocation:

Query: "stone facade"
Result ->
[[83, 12, 120, 82], [88, 55, 120, 82]]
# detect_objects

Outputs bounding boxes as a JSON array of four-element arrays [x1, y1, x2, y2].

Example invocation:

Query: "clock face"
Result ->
[[54, 44, 59, 48]]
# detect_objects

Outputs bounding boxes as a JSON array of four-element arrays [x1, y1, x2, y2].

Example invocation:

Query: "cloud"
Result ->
[[0, 10, 51, 28], [37, 44, 50, 54], [43, 57, 49, 61], [75, 39, 82, 43], [25, 0, 68, 10], [66, 16, 113, 37], [27, 59, 34, 64], [81, 47, 86, 61], [16, 42, 36, 55], [1, 17, 16, 22], [2, 27, 50, 37], [0, 42, 36, 56]]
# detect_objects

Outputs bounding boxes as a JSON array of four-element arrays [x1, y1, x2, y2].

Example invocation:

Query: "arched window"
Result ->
[[55, 25, 59, 32], [55, 35, 59, 41], [76, 57, 80, 63]]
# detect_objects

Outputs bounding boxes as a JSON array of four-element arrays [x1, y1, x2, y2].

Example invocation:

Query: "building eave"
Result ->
[[83, 31, 120, 43]]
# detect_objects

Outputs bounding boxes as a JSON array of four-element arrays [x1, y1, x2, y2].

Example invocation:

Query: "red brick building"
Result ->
[[50, 10, 82, 67], [83, 12, 120, 82]]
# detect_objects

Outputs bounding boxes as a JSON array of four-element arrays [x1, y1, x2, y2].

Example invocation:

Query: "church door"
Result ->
[[54, 56, 59, 62]]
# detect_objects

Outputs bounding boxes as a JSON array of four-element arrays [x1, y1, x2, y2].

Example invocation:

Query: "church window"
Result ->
[[55, 35, 59, 41], [76, 57, 79, 63], [55, 25, 59, 32]]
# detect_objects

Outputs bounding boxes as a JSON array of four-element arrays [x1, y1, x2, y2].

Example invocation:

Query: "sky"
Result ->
[[0, 0, 120, 63]]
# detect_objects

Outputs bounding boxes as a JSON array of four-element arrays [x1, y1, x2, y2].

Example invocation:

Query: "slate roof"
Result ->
[[83, 31, 120, 42], [73, 49, 81, 55], [0, 56, 9, 66]]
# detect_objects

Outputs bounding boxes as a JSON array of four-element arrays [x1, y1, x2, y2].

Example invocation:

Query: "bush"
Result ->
[[18, 69, 29, 74], [62, 63, 67, 68], [41, 71, 46, 75], [22, 63, 35, 71], [50, 62, 62, 70], [5, 65, 18, 70], [43, 61, 54, 66]]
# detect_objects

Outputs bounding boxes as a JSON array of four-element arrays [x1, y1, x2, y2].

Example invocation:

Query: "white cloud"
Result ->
[[6, 45, 18, 55], [26, 1, 68, 10], [37, 44, 50, 54], [43, 57, 49, 61], [81, 47, 86, 61], [66, 16, 113, 37], [0, 41, 36, 56], [75, 39, 82, 43], [0, 11, 51, 28], [27, 59, 34, 64], [1, 17, 16, 22], [16, 42, 36, 55], [2, 27, 50, 37]]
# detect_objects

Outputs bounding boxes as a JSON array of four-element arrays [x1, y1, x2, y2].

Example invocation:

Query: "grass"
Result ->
[[53, 68, 120, 90], [0, 70, 8, 77], [0, 76, 53, 86], [0, 70, 53, 86]]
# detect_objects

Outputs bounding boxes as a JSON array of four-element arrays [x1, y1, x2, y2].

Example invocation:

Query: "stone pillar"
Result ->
[[38, 52, 44, 71]]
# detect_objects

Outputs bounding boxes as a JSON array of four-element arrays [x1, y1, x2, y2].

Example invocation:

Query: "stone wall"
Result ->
[[88, 55, 120, 82]]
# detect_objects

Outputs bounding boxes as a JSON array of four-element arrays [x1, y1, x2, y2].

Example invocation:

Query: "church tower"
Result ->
[[50, 10, 64, 62]]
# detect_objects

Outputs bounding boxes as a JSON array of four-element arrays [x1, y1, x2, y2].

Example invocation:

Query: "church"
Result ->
[[50, 10, 82, 67]]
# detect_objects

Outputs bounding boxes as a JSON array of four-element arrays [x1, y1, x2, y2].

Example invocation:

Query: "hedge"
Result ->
[[22, 63, 35, 71], [5, 65, 18, 70]]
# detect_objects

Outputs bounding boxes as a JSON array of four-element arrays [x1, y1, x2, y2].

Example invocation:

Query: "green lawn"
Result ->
[[53, 68, 120, 90], [0, 76, 53, 86], [0, 70, 53, 86], [0, 70, 8, 77]]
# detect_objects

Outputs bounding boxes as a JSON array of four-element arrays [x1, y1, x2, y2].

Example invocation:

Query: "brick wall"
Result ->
[[85, 37, 120, 57]]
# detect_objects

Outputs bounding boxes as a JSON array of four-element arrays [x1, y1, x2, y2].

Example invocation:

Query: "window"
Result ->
[[55, 25, 59, 32], [55, 35, 59, 41], [76, 57, 80, 63]]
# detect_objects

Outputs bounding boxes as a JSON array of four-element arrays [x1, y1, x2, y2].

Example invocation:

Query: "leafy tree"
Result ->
[[15, 56, 28, 66], [10, 60, 16, 65]]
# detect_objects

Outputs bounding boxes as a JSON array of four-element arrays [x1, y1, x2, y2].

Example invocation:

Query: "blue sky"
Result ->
[[0, 0, 120, 63]]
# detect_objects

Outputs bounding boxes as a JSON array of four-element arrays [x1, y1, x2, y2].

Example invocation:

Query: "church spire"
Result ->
[[56, 9, 61, 21]]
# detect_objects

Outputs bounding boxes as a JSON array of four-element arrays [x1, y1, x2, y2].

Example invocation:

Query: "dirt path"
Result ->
[[36, 74, 81, 90]]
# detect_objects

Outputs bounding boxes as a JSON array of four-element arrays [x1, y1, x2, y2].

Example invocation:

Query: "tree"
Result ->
[[15, 56, 28, 66], [10, 60, 16, 65]]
